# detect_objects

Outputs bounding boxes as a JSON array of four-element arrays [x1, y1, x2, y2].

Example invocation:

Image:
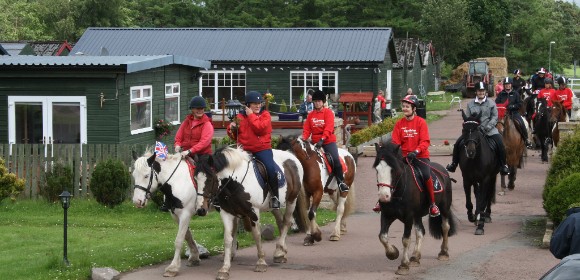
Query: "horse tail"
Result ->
[[343, 183, 356, 217], [292, 186, 310, 232], [428, 209, 458, 238]]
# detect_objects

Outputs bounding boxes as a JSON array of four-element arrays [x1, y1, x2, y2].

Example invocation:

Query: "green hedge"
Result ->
[[349, 116, 402, 146], [542, 128, 580, 202], [544, 172, 580, 225]]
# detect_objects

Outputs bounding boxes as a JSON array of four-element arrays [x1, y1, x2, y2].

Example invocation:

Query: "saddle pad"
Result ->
[[185, 159, 198, 191], [323, 153, 348, 174], [411, 165, 443, 193], [252, 160, 286, 191]]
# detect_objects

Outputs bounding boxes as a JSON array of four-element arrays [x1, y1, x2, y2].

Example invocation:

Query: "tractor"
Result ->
[[461, 59, 495, 98]]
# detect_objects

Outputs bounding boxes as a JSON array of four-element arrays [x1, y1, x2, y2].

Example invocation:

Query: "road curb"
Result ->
[[542, 218, 554, 249]]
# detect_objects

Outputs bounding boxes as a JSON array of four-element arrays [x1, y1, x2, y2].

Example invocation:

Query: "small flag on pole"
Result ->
[[155, 141, 168, 160]]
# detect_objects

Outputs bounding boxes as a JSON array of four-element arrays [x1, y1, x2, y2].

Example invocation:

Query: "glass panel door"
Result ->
[[14, 102, 44, 144], [51, 103, 81, 144]]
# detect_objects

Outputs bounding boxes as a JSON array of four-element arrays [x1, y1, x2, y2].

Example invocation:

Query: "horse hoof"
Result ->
[[438, 253, 450, 261], [187, 259, 200, 267], [386, 247, 399, 260], [163, 271, 178, 277], [475, 228, 484, 235], [216, 271, 230, 280], [409, 257, 420, 266], [467, 214, 476, 223], [254, 263, 268, 272], [274, 255, 287, 263], [484, 217, 492, 223], [396, 265, 410, 275], [312, 231, 322, 242], [498, 191, 506, 196], [303, 235, 314, 246], [329, 234, 340, 241]]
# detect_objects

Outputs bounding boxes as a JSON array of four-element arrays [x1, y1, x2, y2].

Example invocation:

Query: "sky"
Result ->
[[562, 0, 580, 6]]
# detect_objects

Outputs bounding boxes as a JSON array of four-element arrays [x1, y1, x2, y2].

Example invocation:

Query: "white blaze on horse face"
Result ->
[[131, 158, 155, 208], [376, 160, 393, 202], [195, 172, 207, 211]]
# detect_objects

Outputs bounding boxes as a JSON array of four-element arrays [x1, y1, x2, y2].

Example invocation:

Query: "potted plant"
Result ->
[[277, 100, 300, 121], [154, 118, 174, 141], [205, 98, 213, 118]]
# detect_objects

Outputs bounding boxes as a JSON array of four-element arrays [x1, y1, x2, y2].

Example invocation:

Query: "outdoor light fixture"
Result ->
[[549, 41, 556, 73], [503, 34, 511, 58], [225, 99, 243, 121], [59, 190, 72, 266]]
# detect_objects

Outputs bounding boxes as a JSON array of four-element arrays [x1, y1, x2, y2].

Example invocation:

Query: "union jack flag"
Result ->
[[155, 141, 168, 160]]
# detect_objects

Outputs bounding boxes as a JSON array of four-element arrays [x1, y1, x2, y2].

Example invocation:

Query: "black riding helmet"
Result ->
[[189, 96, 206, 109], [474, 82, 486, 90], [557, 76, 567, 85], [245, 91, 263, 104], [312, 90, 326, 102], [502, 77, 513, 84]]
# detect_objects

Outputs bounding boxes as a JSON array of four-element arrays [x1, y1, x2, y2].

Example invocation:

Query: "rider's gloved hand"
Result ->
[[180, 150, 191, 158], [315, 139, 324, 149], [175, 146, 182, 153], [406, 150, 418, 161]]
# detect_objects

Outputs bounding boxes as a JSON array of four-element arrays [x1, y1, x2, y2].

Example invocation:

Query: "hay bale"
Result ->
[[479, 57, 508, 82]]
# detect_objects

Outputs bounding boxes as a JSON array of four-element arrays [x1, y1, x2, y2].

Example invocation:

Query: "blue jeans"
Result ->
[[253, 149, 279, 195]]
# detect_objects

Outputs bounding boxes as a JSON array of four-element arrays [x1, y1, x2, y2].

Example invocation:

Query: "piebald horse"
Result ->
[[277, 137, 356, 245], [203, 146, 307, 280], [131, 151, 217, 277]]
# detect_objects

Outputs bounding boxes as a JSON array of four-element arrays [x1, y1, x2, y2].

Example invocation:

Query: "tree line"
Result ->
[[1, 0, 578, 74]]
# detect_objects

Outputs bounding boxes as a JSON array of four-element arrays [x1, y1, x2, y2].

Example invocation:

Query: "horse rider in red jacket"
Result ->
[[302, 90, 349, 193], [552, 76, 574, 118], [227, 91, 280, 209]]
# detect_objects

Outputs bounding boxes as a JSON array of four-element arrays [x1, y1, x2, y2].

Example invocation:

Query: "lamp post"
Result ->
[[225, 99, 243, 122], [549, 41, 556, 73], [59, 190, 72, 266], [503, 33, 510, 57]]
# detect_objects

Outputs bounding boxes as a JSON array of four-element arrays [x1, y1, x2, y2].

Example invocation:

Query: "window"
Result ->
[[290, 71, 338, 105], [165, 83, 180, 124], [200, 71, 246, 111], [130, 85, 152, 134]]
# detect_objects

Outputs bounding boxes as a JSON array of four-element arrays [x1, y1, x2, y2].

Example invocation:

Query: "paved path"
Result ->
[[121, 100, 560, 280]]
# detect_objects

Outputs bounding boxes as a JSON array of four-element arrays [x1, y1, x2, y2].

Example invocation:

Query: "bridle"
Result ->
[[376, 156, 406, 200], [462, 121, 482, 158]]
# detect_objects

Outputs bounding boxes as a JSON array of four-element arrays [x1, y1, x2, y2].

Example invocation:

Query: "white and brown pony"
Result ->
[[202, 146, 307, 280], [277, 137, 356, 245], [131, 151, 217, 277]]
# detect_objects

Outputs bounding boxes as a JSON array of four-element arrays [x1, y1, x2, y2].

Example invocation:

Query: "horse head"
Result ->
[[373, 142, 403, 203], [550, 100, 568, 123], [132, 151, 161, 208], [461, 112, 483, 159], [193, 154, 219, 216], [212, 145, 251, 176]]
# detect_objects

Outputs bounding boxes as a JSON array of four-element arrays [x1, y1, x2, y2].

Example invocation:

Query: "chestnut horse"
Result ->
[[496, 111, 525, 195], [277, 137, 356, 245], [373, 142, 456, 275], [550, 100, 569, 151]]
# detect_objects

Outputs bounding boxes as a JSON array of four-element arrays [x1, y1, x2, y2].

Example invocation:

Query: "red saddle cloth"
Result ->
[[185, 159, 198, 191], [497, 100, 508, 120], [322, 154, 348, 174]]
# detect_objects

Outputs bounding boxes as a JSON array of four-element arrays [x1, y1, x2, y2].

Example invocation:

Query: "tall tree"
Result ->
[[420, 0, 480, 65]]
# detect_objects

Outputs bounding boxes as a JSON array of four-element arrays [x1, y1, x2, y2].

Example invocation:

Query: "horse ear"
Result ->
[[132, 150, 139, 160], [147, 153, 156, 167], [461, 109, 467, 121]]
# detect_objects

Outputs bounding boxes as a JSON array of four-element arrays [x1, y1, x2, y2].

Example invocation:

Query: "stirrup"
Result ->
[[429, 204, 440, 217], [500, 165, 510, 175], [271, 196, 280, 209], [338, 182, 349, 192]]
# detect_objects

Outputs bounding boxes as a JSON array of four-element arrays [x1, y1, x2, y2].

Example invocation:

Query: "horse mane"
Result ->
[[277, 135, 298, 151], [213, 145, 251, 173], [373, 142, 403, 172]]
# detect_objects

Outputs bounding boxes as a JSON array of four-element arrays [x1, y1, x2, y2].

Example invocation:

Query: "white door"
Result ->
[[386, 70, 392, 109], [8, 96, 87, 146]]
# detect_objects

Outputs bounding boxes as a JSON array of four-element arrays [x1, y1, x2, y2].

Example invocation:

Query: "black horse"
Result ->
[[373, 142, 456, 275], [458, 110, 498, 235], [534, 98, 554, 162]]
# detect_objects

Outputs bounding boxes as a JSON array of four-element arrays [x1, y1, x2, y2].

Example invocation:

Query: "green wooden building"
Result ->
[[0, 55, 210, 145]]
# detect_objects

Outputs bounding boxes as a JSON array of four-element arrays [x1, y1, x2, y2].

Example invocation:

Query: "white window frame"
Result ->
[[130, 85, 153, 135], [199, 70, 246, 112], [164, 83, 180, 125], [290, 71, 339, 106]]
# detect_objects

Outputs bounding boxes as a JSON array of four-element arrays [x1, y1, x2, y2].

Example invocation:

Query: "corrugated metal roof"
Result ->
[[0, 42, 28, 56], [0, 55, 210, 73], [72, 28, 393, 63]]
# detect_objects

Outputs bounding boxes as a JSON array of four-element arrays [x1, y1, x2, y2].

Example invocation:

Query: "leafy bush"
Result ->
[[544, 172, 580, 225], [349, 116, 401, 146], [0, 157, 25, 203], [543, 128, 580, 201], [41, 162, 73, 203], [90, 158, 131, 208], [279, 99, 288, 112]]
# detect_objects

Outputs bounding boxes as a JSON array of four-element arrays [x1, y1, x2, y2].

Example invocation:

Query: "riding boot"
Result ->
[[269, 176, 280, 209], [496, 138, 510, 175], [425, 178, 440, 217], [337, 176, 349, 192], [446, 142, 461, 172]]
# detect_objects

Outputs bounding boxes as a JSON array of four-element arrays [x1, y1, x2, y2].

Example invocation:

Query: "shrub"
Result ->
[[41, 162, 73, 203], [0, 157, 25, 203], [543, 128, 580, 201], [544, 172, 580, 225], [349, 116, 401, 146], [90, 158, 131, 208], [279, 99, 288, 112]]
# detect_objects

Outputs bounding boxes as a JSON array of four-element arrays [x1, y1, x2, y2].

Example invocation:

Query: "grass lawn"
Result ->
[[0, 199, 335, 280]]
